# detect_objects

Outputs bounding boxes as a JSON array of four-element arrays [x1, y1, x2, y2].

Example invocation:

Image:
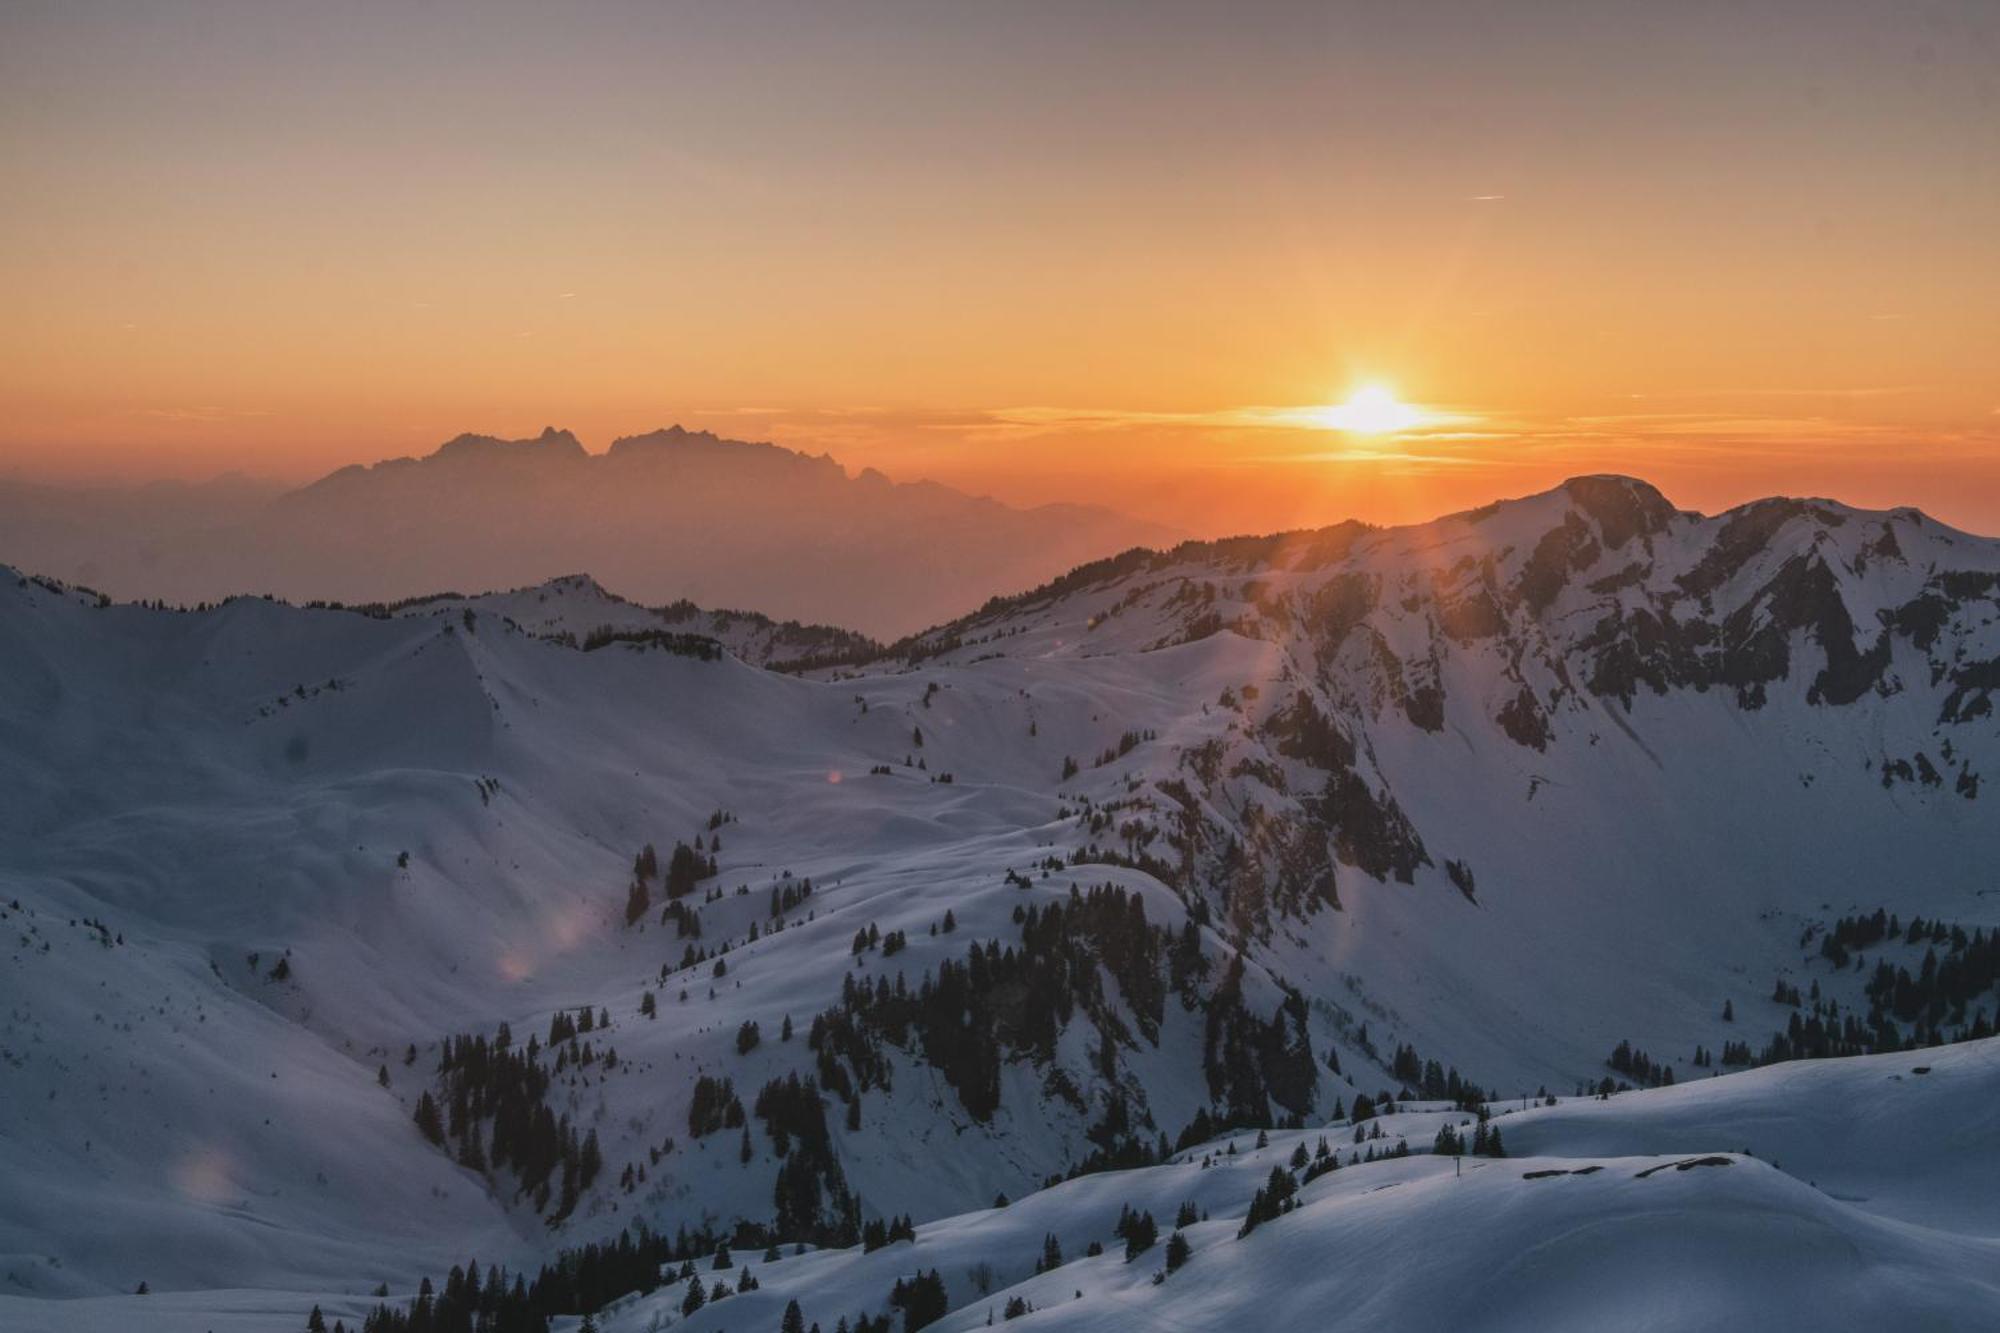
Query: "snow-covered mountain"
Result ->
[[0, 427, 1177, 639], [3, 474, 1998, 1329], [383, 573, 878, 671]]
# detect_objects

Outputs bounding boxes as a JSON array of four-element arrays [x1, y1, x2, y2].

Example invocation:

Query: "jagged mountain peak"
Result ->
[[125, 427, 1177, 637], [428, 425, 588, 464], [885, 475, 2000, 788]]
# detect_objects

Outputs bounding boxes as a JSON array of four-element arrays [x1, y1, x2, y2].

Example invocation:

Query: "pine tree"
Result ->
[[414, 1091, 445, 1145], [1122, 1210, 1158, 1260], [1164, 1230, 1191, 1274], [782, 1299, 807, 1333]]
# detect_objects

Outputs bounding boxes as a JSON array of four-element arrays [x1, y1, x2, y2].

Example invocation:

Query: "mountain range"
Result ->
[[3, 474, 1998, 1329], [0, 427, 1176, 639]]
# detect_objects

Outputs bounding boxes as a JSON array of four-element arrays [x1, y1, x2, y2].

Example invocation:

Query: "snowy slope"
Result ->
[[9, 1040, 1992, 1333], [383, 573, 877, 669], [3, 475, 1999, 1322], [597, 1039, 2000, 1333]]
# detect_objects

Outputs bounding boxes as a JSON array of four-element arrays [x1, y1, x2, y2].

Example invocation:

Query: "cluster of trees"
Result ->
[[1295, 1134, 1340, 1184], [413, 1024, 604, 1220], [1202, 954, 1319, 1128], [1606, 1040, 1675, 1089], [771, 876, 815, 918], [1092, 728, 1155, 768], [674, 1257, 765, 1317], [1432, 1118, 1506, 1157], [625, 838, 721, 926], [888, 1270, 949, 1331], [579, 626, 722, 658], [1388, 1042, 1495, 1109], [341, 1261, 544, 1333], [1863, 927, 1998, 1028], [1258, 688, 1431, 888], [1237, 1164, 1298, 1237], [1065, 1092, 1175, 1179], [336, 1221, 773, 1333], [689, 1074, 746, 1137], [859, 1212, 916, 1252], [800, 881, 1318, 1189], [1114, 1203, 1160, 1259], [754, 1072, 862, 1244], [850, 922, 907, 955], [809, 883, 1215, 1124], [1731, 911, 1999, 1070]]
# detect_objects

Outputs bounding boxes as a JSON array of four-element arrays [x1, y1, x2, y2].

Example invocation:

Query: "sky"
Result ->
[[2, 0, 1997, 536]]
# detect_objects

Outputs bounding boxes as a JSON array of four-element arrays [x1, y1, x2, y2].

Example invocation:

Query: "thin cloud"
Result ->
[[953, 403, 1480, 439], [1256, 449, 1498, 467], [135, 407, 270, 423], [1623, 386, 1927, 401]]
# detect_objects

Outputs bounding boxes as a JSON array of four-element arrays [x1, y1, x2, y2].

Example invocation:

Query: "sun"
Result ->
[[1314, 383, 1425, 434]]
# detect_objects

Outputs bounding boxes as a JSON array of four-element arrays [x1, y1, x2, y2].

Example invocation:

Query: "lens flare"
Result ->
[[1313, 384, 1426, 434]]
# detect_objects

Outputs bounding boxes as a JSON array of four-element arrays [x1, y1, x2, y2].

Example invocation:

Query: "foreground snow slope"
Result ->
[[597, 1039, 2000, 1333], [10, 1039, 1989, 1332], [3, 475, 1999, 1314]]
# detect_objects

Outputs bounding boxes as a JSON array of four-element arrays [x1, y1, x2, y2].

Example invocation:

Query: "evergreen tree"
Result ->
[[413, 1091, 445, 1145], [1122, 1210, 1158, 1260]]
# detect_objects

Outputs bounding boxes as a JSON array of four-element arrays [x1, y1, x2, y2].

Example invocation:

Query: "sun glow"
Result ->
[[1314, 384, 1426, 434]]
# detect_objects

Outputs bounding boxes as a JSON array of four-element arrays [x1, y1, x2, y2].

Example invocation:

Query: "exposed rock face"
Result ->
[[886, 475, 2000, 930]]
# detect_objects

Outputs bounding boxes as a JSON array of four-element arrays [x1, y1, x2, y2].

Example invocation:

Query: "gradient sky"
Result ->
[[3, 0, 1997, 535]]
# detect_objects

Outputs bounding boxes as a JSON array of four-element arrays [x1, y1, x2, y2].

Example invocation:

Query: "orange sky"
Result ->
[[3, 2, 1997, 536]]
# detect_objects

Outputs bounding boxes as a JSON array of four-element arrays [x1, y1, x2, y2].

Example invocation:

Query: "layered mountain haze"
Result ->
[[0, 427, 1177, 639], [4, 475, 1999, 1329]]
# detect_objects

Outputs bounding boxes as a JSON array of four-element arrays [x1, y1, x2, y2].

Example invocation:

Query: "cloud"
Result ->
[[135, 407, 270, 424], [1623, 386, 1926, 402], [941, 403, 1480, 440], [1253, 449, 1498, 468]]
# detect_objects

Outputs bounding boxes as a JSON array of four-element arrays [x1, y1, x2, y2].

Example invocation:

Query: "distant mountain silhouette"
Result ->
[[0, 426, 1178, 636]]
